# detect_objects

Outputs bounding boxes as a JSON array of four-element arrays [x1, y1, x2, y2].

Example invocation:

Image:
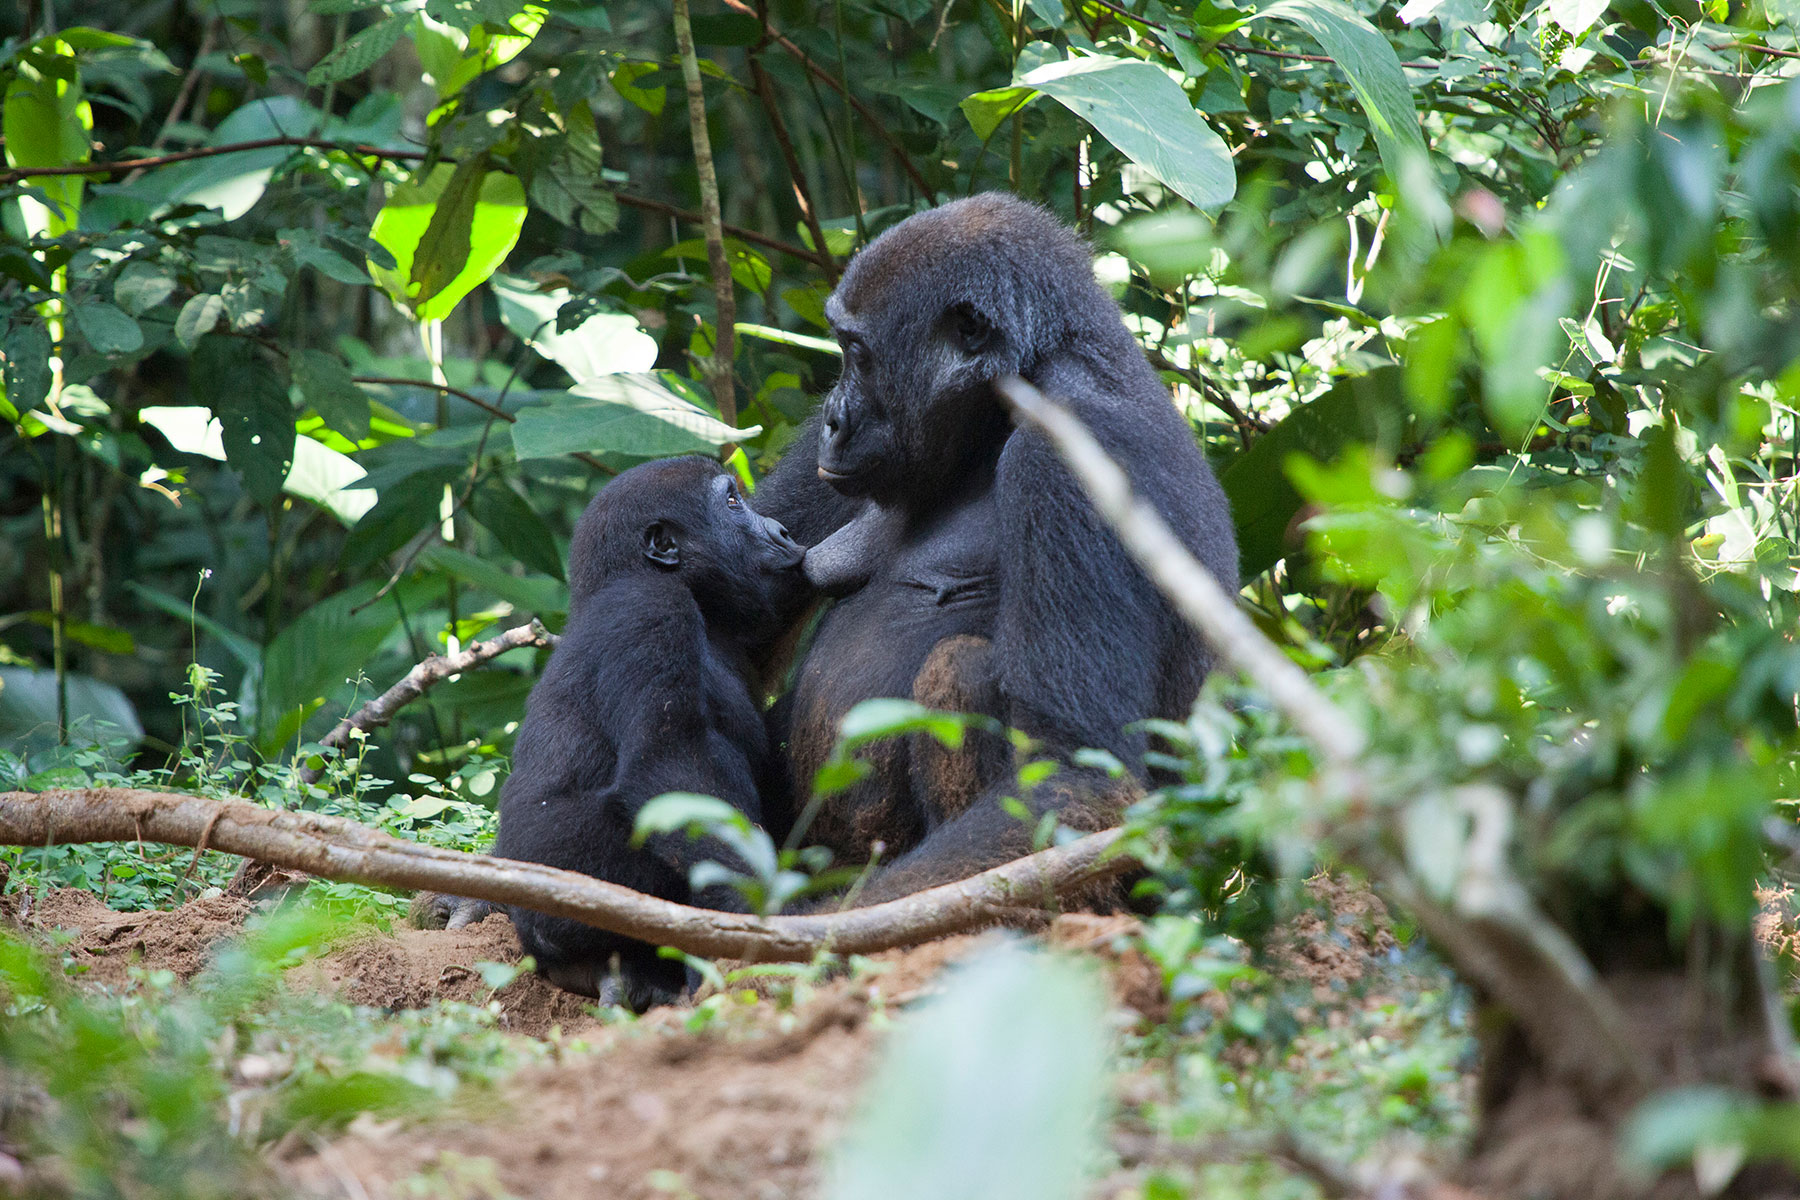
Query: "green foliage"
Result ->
[[826, 946, 1111, 1200]]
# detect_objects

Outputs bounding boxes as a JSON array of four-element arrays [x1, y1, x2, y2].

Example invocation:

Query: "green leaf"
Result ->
[[175, 294, 226, 349], [190, 335, 295, 504], [4, 324, 53, 413], [306, 11, 412, 86], [632, 793, 754, 847], [259, 577, 430, 745], [490, 275, 656, 382], [281, 228, 372, 285], [149, 97, 325, 222], [369, 161, 527, 321], [3, 37, 94, 238], [1252, 0, 1426, 183], [510, 374, 760, 460], [610, 61, 666, 115], [960, 85, 1036, 142], [690, 12, 762, 44], [114, 262, 178, 315], [1020, 55, 1234, 210], [826, 947, 1109, 1200], [341, 469, 458, 571], [839, 698, 970, 751], [0, 666, 142, 756], [71, 302, 143, 355], [417, 544, 568, 614], [1218, 367, 1405, 579], [469, 479, 565, 580], [292, 348, 373, 441], [410, 158, 483, 308], [523, 117, 619, 236]]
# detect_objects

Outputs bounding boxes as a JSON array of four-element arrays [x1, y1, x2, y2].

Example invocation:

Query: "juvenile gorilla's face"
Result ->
[[669, 469, 809, 634]]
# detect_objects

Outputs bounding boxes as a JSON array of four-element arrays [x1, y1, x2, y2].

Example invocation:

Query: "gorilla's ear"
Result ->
[[947, 300, 997, 355], [642, 521, 681, 568]]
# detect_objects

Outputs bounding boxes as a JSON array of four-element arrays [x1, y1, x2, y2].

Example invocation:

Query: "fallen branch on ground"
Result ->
[[299, 620, 557, 784], [0, 788, 1133, 960]]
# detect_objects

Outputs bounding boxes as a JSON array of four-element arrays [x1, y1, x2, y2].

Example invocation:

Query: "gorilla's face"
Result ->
[[817, 290, 1003, 504]]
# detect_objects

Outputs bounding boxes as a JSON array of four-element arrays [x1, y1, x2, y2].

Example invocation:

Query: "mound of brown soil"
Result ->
[[305, 911, 600, 1038], [290, 998, 874, 1200], [21, 887, 254, 988]]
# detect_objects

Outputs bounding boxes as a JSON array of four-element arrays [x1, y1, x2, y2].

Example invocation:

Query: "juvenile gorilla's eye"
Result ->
[[725, 489, 743, 511]]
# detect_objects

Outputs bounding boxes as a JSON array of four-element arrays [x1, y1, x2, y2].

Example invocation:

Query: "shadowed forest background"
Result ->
[[2, 0, 1800, 1196]]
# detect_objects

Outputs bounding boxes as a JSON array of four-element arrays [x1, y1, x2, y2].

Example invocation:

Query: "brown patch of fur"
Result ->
[[910, 634, 993, 825]]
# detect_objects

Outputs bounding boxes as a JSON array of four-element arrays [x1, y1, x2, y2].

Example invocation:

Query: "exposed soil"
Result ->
[[4, 875, 1474, 1200]]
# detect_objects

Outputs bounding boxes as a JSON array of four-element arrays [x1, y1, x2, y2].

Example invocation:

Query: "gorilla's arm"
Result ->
[[751, 410, 864, 546]]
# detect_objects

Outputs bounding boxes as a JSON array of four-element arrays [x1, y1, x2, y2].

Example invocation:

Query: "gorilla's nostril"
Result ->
[[824, 417, 840, 435]]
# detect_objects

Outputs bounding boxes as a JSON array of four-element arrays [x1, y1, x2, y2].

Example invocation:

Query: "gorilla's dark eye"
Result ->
[[725, 488, 743, 511], [952, 303, 993, 353]]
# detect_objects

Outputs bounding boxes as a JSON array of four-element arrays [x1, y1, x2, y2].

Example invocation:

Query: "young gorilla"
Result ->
[[494, 456, 805, 1010], [754, 193, 1239, 902]]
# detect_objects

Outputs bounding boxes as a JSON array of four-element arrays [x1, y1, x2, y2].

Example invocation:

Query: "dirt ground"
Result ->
[[10, 879, 1413, 1200]]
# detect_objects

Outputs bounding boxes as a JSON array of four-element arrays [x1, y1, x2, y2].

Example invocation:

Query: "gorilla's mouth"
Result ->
[[816, 464, 855, 481]]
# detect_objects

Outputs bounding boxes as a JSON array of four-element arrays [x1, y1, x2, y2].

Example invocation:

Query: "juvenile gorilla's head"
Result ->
[[816, 193, 1111, 504], [568, 456, 806, 638]]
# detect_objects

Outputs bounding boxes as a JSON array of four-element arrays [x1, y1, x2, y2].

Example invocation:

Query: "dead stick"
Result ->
[[302, 620, 557, 782], [0, 789, 1133, 961]]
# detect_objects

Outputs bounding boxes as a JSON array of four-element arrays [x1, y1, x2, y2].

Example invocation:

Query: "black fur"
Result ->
[[494, 456, 806, 1008], [754, 193, 1238, 901]]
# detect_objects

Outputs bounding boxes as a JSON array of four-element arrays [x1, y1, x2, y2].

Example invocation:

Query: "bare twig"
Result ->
[[718, 0, 935, 199], [351, 376, 615, 475], [673, 0, 738, 428], [750, 52, 838, 283], [301, 620, 557, 783], [0, 789, 1134, 960]]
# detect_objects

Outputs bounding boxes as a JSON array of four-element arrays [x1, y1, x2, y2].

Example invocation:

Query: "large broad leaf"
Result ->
[[140, 404, 374, 523], [3, 37, 93, 238], [511, 375, 761, 460], [1019, 55, 1235, 210], [369, 161, 527, 321], [469, 479, 565, 580], [259, 577, 434, 748], [1219, 366, 1405, 579], [291, 348, 373, 441], [0, 666, 143, 756], [490, 274, 657, 383], [826, 946, 1109, 1200], [1252, 0, 1426, 183], [147, 97, 324, 222], [412, 4, 547, 101], [188, 337, 297, 505], [417, 545, 568, 615]]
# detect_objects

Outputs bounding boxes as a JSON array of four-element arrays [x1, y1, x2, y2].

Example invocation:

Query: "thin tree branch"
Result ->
[[718, 0, 935, 199], [673, 0, 738, 429], [0, 789, 1134, 960], [301, 620, 558, 783], [0, 138, 830, 269], [750, 53, 838, 283], [350, 376, 615, 475]]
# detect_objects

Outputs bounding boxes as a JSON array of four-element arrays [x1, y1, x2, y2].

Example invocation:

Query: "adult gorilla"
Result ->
[[754, 192, 1238, 902]]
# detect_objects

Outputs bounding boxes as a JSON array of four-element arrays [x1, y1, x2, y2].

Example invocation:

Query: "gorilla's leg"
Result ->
[[909, 634, 1008, 830]]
